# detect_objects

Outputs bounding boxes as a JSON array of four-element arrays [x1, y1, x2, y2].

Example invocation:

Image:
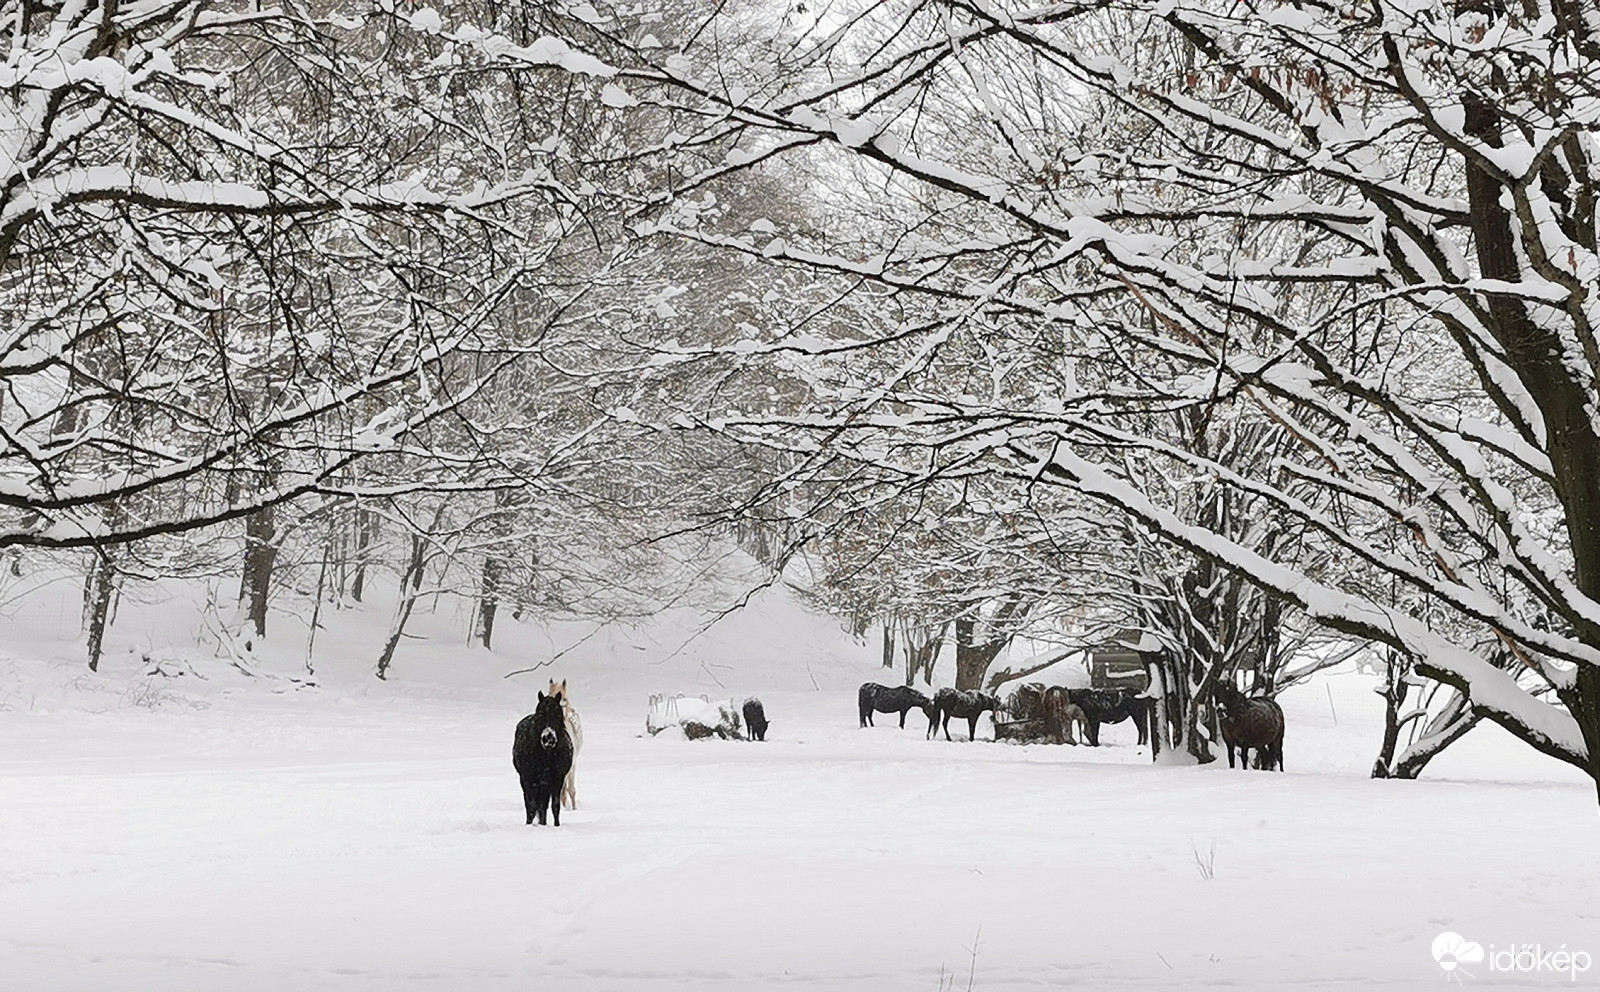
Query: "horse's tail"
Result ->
[[1269, 700, 1286, 770]]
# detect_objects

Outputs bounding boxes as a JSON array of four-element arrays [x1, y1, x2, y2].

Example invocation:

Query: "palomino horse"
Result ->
[[1042, 686, 1090, 745], [548, 679, 583, 808]]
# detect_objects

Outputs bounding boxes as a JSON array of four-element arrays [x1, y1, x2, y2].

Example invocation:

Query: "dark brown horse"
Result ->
[[929, 688, 1000, 741], [1213, 682, 1285, 771], [1066, 688, 1153, 746], [859, 683, 935, 729]]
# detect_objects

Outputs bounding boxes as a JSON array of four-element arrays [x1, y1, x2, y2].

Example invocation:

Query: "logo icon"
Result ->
[[1433, 932, 1485, 980]]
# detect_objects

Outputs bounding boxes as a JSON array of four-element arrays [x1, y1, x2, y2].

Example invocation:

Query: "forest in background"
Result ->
[[3, 0, 1599, 799]]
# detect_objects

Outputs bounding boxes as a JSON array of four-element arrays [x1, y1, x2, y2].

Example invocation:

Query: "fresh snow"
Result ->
[[1, 574, 1597, 991]]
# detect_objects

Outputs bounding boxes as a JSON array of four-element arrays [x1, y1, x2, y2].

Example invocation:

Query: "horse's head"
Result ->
[[534, 691, 566, 749], [1211, 681, 1245, 714]]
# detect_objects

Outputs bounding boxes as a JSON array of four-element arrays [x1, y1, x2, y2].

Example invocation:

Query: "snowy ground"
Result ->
[[2, 571, 1597, 990]]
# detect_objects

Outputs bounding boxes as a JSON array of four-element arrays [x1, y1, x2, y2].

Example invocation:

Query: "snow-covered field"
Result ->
[[2, 573, 1597, 990]]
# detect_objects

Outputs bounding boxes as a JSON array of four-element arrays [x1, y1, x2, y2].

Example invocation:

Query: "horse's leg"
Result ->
[[942, 713, 952, 741], [520, 773, 537, 825], [898, 707, 908, 729], [967, 714, 978, 741], [552, 779, 562, 826]]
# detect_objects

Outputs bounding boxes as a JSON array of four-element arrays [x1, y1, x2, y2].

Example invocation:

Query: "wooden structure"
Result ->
[[993, 682, 1051, 743], [1089, 631, 1157, 692]]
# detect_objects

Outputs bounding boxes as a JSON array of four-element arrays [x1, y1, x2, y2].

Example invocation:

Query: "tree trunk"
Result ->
[[83, 550, 116, 673], [376, 530, 427, 679], [899, 619, 946, 687], [477, 554, 502, 650], [350, 508, 377, 604], [375, 507, 442, 679], [1388, 700, 1481, 780], [1180, 653, 1219, 764], [881, 623, 894, 669], [475, 490, 515, 650], [304, 524, 334, 677], [1557, 666, 1600, 805], [953, 626, 1002, 690], [1145, 658, 1168, 761], [241, 506, 276, 638], [952, 606, 1022, 690], [1371, 647, 1409, 778], [1462, 88, 1600, 799]]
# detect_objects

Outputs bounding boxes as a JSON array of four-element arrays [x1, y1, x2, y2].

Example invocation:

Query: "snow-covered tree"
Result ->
[[0, 0, 594, 558], [531, 0, 1600, 800]]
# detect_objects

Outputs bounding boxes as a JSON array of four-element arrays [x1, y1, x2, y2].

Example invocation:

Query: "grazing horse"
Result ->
[[929, 688, 1001, 742], [742, 697, 769, 741], [1213, 682, 1285, 771], [1041, 686, 1090, 745], [513, 692, 574, 825], [1068, 688, 1154, 746], [548, 679, 583, 809], [858, 683, 935, 729]]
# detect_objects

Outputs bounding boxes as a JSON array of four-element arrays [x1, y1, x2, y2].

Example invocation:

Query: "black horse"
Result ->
[[1068, 688, 1154, 746], [1213, 682, 1285, 771], [928, 688, 1001, 741], [742, 697, 769, 741], [858, 683, 935, 729], [513, 691, 575, 825]]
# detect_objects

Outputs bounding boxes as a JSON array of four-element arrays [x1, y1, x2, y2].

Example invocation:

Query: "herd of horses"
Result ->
[[857, 679, 1286, 770], [515, 675, 1286, 826]]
